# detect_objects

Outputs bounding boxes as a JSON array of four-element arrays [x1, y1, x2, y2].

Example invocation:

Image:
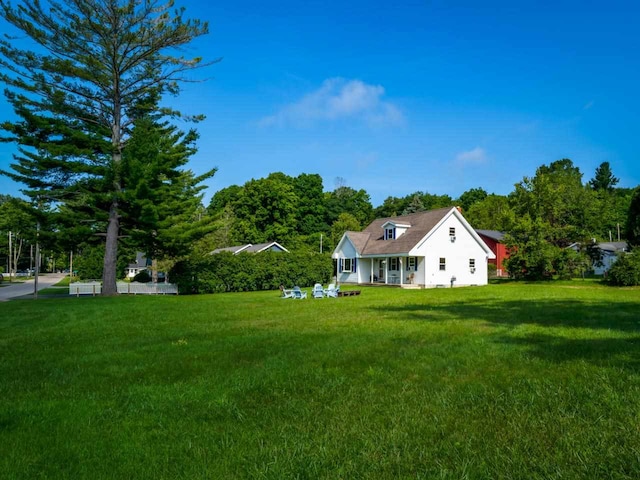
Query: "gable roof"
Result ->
[[476, 230, 506, 242], [568, 241, 628, 254], [128, 252, 150, 269], [211, 244, 252, 254], [335, 207, 495, 259], [243, 242, 289, 253], [335, 207, 450, 256], [598, 241, 627, 253], [210, 241, 289, 255]]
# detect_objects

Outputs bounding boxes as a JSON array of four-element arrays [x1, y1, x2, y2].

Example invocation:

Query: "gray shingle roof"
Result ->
[[476, 230, 506, 242], [346, 207, 452, 255]]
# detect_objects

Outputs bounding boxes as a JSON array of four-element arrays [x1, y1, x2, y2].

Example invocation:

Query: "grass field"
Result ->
[[1, 282, 639, 479]]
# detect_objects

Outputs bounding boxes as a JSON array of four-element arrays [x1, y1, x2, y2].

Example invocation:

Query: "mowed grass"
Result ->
[[1, 283, 639, 479]]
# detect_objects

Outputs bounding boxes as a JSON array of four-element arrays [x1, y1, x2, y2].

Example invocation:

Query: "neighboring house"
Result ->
[[568, 241, 628, 275], [476, 230, 510, 277], [126, 252, 151, 279], [332, 207, 496, 288], [210, 241, 289, 255]]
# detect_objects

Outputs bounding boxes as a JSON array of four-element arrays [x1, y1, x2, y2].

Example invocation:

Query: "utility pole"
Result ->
[[34, 221, 39, 299], [8, 231, 12, 283], [320, 234, 323, 254]]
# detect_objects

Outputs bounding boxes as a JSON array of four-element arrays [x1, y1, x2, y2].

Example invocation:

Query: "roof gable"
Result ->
[[332, 207, 495, 258], [356, 207, 451, 256], [210, 242, 288, 255]]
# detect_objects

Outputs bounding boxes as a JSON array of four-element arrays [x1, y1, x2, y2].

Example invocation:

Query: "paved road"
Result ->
[[0, 273, 67, 301]]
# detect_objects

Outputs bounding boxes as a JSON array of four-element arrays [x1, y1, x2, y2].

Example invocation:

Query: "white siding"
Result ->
[[411, 214, 489, 287], [335, 237, 359, 283]]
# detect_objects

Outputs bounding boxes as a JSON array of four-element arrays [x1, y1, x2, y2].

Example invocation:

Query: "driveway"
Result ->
[[0, 273, 68, 301]]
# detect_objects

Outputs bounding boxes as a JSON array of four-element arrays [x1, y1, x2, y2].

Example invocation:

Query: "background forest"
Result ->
[[1, 157, 639, 284]]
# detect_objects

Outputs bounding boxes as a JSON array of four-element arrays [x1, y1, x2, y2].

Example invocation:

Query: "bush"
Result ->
[[170, 251, 334, 295], [133, 270, 152, 283], [605, 253, 640, 286]]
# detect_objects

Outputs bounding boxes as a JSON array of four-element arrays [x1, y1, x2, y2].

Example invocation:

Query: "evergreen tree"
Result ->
[[0, 0, 214, 294], [589, 161, 619, 191], [402, 194, 425, 215], [121, 116, 215, 274]]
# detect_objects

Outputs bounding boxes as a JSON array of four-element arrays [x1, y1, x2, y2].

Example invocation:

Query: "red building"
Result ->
[[476, 230, 510, 277]]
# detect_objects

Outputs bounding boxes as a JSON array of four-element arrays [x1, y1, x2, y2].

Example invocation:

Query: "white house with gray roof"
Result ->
[[332, 207, 495, 287]]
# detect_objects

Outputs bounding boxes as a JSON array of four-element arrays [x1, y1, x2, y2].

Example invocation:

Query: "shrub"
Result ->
[[133, 270, 152, 283], [605, 253, 640, 286], [170, 251, 333, 294]]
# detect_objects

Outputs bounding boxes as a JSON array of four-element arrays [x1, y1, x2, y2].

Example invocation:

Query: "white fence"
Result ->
[[69, 282, 178, 296]]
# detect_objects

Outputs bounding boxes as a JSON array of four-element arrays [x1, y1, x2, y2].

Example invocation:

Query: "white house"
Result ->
[[332, 207, 495, 288], [126, 252, 150, 279], [568, 241, 628, 275]]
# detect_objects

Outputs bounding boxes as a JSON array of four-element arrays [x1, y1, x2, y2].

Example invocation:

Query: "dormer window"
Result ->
[[384, 227, 395, 240], [382, 221, 411, 240]]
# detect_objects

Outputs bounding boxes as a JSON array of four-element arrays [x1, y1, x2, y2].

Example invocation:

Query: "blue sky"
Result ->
[[1, 0, 639, 206]]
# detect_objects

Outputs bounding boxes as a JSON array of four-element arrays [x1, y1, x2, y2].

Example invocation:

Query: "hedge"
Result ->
[[605, 253, 640, 286], [169, 251, 334, 294]]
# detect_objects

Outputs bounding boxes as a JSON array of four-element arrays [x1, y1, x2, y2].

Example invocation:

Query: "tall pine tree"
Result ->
[[0, 0, 216, 294]]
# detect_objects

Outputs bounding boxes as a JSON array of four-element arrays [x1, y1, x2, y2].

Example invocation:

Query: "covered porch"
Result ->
[[360, 256, 421, 287]]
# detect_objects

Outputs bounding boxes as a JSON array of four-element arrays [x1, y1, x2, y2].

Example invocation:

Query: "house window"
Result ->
[[469, 259, 476, 273], [408, 257, 416, 271], [439, 257, 446, 271], [385, 227, 395, 240], [389, 257, 399, 271], [342, 258, 353, 272], [342, 258, 356, 273], [449, 227, 456, 236]]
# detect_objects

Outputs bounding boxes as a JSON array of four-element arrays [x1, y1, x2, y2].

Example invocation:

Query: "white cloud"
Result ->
[[455, 147, 487, 164], [259, 78, 404, 128]]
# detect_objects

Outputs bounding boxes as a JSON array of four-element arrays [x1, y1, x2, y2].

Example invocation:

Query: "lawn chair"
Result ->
[[324, 284, 340, 298], [312, 283, 325, 299], [280, 285, 294, 298], [292, 286, 307, 299]]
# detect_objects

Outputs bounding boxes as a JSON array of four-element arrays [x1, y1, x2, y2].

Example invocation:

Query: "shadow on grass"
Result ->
[[369, 298, 640, 368], [371, 298, 640, 332], [494, 333, 640, 370]]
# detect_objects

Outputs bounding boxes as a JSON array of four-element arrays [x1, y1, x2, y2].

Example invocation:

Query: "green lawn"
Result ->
[[1, 283, 639, 479]]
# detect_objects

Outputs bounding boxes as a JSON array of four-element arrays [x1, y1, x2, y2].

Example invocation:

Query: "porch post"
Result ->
[[400, 257, 404, 286], [370, 259, 373, 283], [385, 257, 389, 284]]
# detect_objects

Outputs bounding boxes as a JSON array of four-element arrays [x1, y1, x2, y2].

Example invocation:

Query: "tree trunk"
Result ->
[[102, 200, 119, 295], [152, 258, 158, 284]]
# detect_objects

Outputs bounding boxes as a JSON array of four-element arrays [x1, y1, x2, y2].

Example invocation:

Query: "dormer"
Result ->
[[382, 221, 411, 240]]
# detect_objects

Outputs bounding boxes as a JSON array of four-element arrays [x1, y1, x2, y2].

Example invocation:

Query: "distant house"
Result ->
[[210, 241, 289, 255], [332, 207, 495, 288], [475, 230, 510, 277], [126, 252, 150, 279], [568, 241, 628, 275]]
